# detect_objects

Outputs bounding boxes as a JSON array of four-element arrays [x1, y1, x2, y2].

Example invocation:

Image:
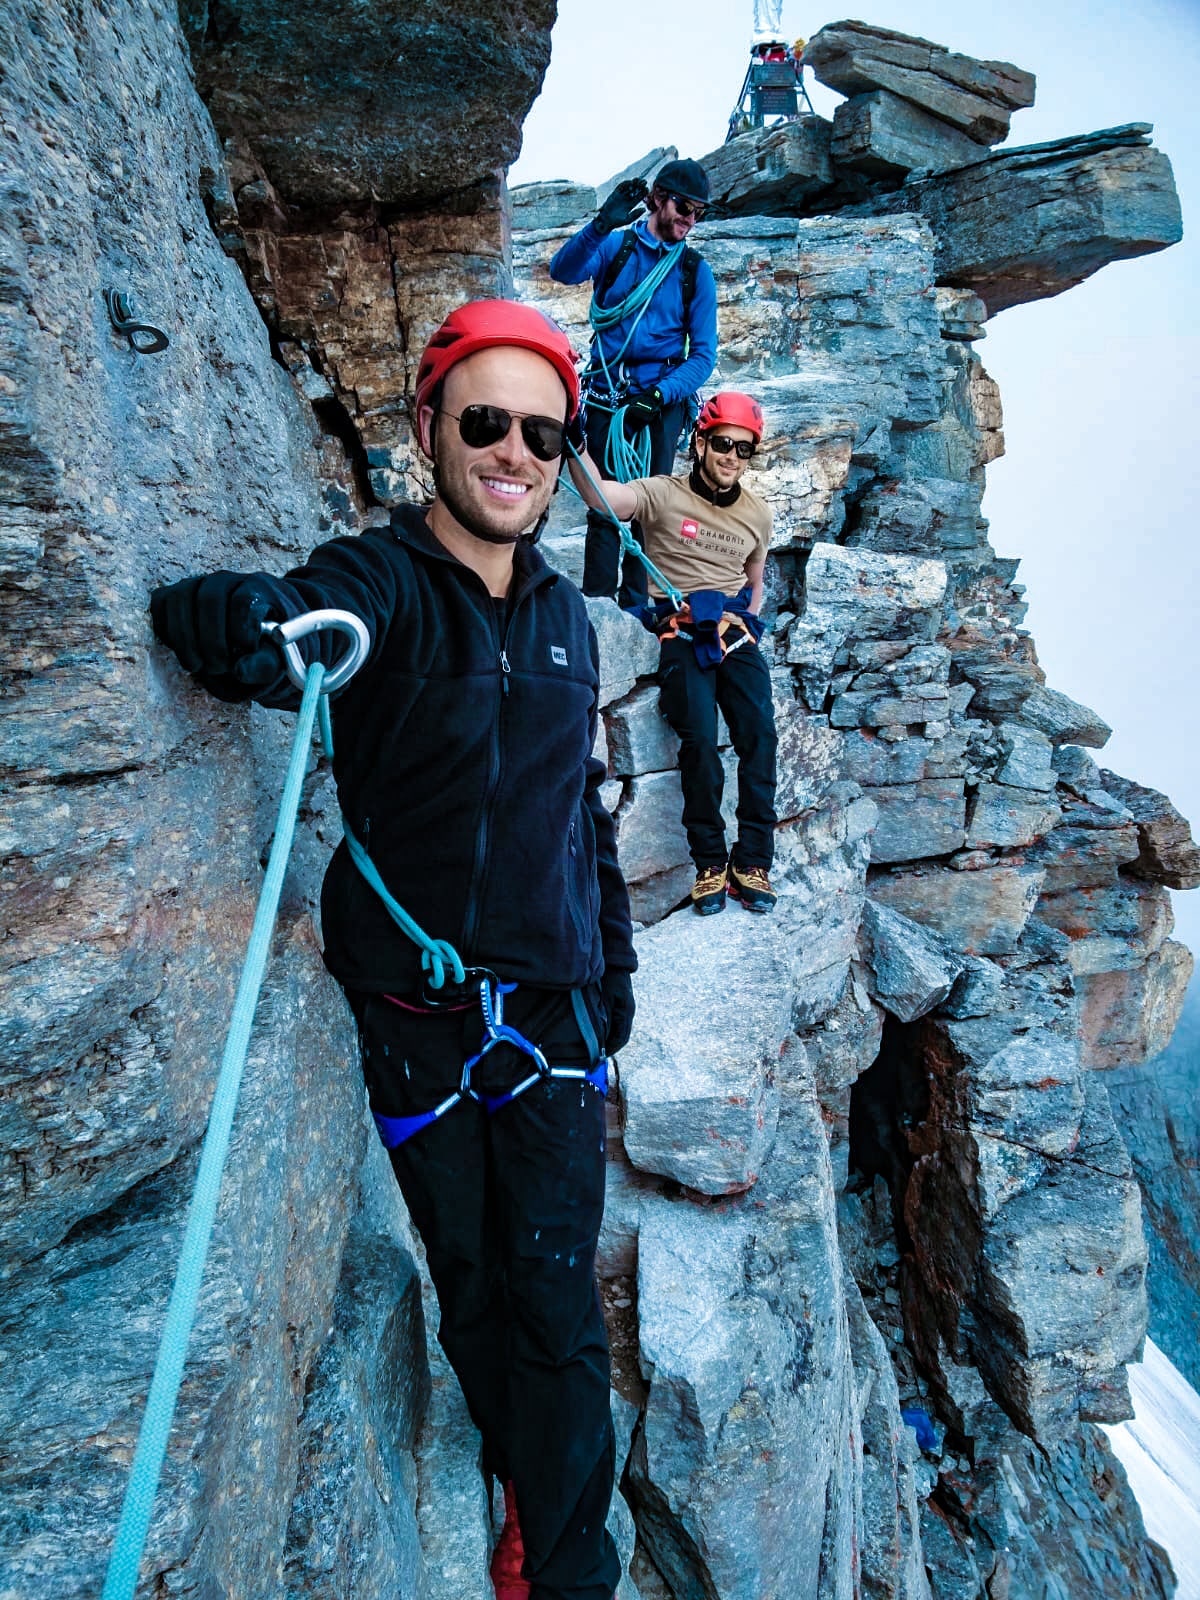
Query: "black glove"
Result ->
[[150, 572, 281, 691], [623, 387, 664, 434], [594, 178, 648, 236], [601, 969, 636, 1056]]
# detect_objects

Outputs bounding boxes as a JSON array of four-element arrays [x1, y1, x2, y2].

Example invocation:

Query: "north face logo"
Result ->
[[551, 646, 568, 666], [679, 518, 699, 541]]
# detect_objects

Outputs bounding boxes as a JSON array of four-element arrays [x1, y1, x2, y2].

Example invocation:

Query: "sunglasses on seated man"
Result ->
[[704, 432, 756, 460], [441, 404, 566, 462]]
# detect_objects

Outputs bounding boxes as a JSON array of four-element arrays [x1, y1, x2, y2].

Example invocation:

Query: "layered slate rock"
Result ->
[[700, 119, 834, 214], [1099, 769, 1200, 889], [832, 90, 989, 178], [629, 1044, 861, 1600], [183, 0, 555, 207], [865, 125, 1183, 314], [803, 20, 1035, 145]]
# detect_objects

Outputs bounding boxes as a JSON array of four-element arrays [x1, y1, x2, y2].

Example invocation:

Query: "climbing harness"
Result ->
[[563, 440, 684, 612], [371, 976, 608, 1150], [101, 609, 369, 1600]]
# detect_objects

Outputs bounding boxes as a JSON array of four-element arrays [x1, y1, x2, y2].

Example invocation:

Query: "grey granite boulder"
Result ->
[[184, 0, 555, 206], [869, 862, 1045, 955], [860, 898, 966, 1022], [700, 118, 834, 214], [804, 21, 1035, 145], [587, 598, 661, 707], [868, 779, 968, 863], [965, 782, 1062, 849], [1020, 683, 1112, 747], [1099, 769, 1200, 888], [629, 1047, 859, 1599], [832, 90, 989, 179], [866, 125, 1182, 315]]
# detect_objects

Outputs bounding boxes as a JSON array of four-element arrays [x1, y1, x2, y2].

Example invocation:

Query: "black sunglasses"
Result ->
[[666, 192, 705, 220], [441, 404, 565, 462], [704, 433, 755, 460]]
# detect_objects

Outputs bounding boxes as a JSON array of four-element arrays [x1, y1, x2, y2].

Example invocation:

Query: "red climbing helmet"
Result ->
[[415, 299, 581, 421], [696, 391, 765, 444]]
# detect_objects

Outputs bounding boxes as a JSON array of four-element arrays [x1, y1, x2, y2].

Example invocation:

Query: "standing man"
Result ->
[[150, 300, 633, 1600], [549, 159, 718, 607], [569, 392, 778, 917]]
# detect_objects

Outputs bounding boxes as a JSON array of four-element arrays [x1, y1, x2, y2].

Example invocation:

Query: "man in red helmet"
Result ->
[[149, 299, 631, 1600], [549, 157, 718, 608], [570, 391, 778, 915]]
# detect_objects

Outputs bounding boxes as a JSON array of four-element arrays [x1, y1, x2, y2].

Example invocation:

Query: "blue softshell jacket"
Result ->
[[194, 506, 636, 995], [548, 218, 718, 405]]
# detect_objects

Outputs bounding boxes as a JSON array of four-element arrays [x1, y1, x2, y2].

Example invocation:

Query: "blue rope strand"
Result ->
[[564, 442, 683, 611], [101, 662, 328, 1600]]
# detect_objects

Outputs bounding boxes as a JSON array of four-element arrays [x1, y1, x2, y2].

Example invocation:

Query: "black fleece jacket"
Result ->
[[199, 505, 636, 994]]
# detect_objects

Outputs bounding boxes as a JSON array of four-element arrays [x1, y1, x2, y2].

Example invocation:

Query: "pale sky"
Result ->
[[513, 0, 1200, 952]]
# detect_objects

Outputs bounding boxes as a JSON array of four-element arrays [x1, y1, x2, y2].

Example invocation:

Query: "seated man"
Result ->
[[569, 392, 778, 916]]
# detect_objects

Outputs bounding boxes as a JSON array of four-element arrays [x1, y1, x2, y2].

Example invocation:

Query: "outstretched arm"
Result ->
[[744, 557, 766, 616], [567, 444, 639, 523]]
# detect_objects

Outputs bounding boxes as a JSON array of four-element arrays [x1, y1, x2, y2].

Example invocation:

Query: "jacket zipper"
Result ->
[[459, 598, 523, 958]]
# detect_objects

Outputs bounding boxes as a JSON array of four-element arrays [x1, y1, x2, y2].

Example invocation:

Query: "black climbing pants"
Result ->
[[349, 983, 620, 1600], [582, 397, 689, 607], [657, 634, 779, 869]]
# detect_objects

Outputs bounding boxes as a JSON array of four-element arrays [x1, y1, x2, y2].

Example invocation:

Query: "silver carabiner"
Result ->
[[261, 609, 370, 695]]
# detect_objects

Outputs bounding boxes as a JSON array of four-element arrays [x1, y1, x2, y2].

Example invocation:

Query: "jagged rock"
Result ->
[[789, 544, 947, 704], [941, 954, 1006, 1019], [844, 1280, 932, 1600], [1077, 939, 1195, 1070], [906, 983, 1149, 1440], [804, 21, 1034, 145], [0, 932, 377, 1596], [586, 599, 662, 708], [1019, 683, 1112, 747], [1108, 984, 1200, 1390], [629, 1048, 859, 1598], [868, 780, 968, 863], [845, 477, 986, 556], [607, 685, 680, 778], [1099, 769, 1200, 889], [869, 863, 1045, 955], [183, 0, 555, 207], [511, 180, 598, 231], [866, 125, 1183, 315], [995, 721, 1056, 790], [965, 781, 1061, 849], [700, 118, 834, 213], [924, 1407, 1176, 1600], [1028, 821, 1142, 892], [282, 1221, 429, 1597], [773, 698, 843, 818], [860, 898, 966, 1022], [614, 770, 692, 886], [832, 90, 989, 178], [1037, 878, 1173, 976]]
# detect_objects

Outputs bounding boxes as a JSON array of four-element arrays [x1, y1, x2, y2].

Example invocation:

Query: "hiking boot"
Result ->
[[728, 862, 777, 913], [691, 863, 728, 915], [489, 1481, 531, 1599]]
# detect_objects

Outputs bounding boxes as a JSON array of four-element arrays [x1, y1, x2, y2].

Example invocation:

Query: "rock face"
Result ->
[[3, 5, 1194, 1600], [803, 20, 1036, 145], [182, 0, 555, 207]]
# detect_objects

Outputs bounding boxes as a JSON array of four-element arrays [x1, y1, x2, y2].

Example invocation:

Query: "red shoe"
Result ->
[[490, 1480, 531, 1599]]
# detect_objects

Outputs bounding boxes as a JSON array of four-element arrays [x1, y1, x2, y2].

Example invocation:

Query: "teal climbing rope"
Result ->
[[564, 441, 684, 612], [100, 661, 329, 1600], [584, 240, 686, 488]]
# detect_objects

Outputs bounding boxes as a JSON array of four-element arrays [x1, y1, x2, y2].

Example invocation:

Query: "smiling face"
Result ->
[[420, 345, 568, 548], [695, 424, 756, 494], [646, 189, 700, 246]]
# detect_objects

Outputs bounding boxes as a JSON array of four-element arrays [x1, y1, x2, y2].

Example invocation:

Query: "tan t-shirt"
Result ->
[[628, 474, 772, 600]]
